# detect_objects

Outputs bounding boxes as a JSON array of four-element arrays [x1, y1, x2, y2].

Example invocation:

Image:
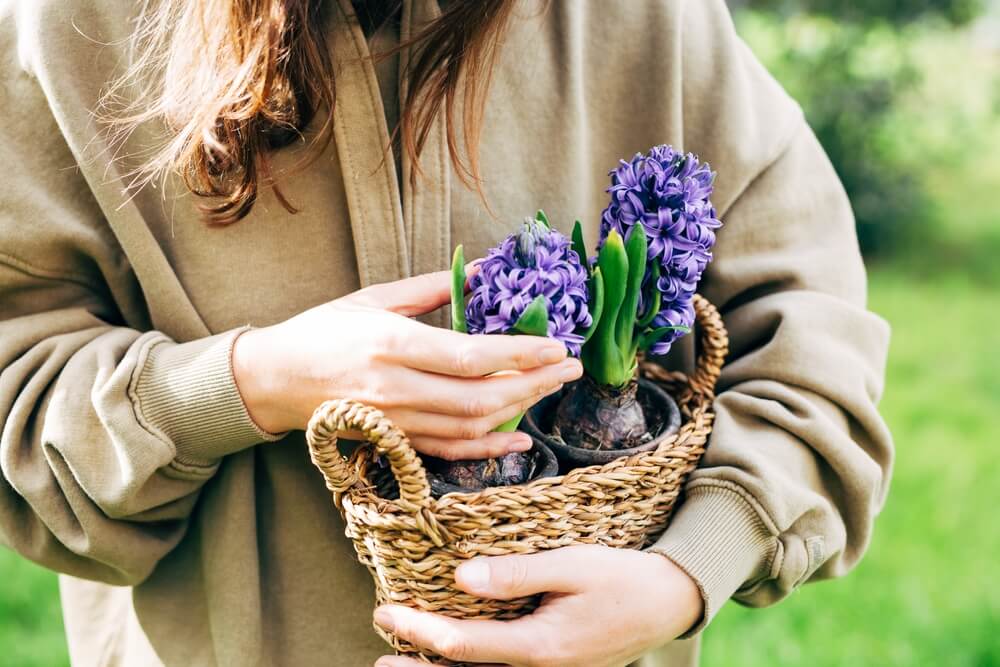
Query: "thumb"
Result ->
[[345, 271, 452, 317], [455, 550, 586, 600]]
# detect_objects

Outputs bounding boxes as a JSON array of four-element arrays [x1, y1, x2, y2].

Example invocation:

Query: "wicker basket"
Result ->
[[305, 294, 728, 662]]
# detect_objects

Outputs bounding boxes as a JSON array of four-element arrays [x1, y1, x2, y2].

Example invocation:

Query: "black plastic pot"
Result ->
[[521, 377, 682, 470], [424, 441, 559, 497], [370, 440, 559, 499]]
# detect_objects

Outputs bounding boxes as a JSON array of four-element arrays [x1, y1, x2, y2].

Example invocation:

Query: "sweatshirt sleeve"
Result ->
[[0, 24, 282, 586], [644, 0, 893, 634]]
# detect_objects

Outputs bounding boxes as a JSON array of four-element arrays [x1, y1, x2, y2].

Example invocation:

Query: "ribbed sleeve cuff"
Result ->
[[645, 483, 778, 637], [130, 328, 286, 471]]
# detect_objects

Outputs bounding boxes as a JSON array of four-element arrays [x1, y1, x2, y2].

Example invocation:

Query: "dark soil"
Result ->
[[550, 375, 665, 450], [425, 451, 535, 491]]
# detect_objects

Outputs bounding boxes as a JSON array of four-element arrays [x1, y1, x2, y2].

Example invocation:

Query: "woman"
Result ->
[[0, 0, 893, 665]]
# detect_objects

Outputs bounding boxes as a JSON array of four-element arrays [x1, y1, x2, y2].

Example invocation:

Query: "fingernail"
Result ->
[[509, 435, 533, 452], [538, 346, 566, 364], [458, 558, 490, 593], [559, 360, 582, 382], [375, 660, 392, 667], [373, 607, 395, 632]]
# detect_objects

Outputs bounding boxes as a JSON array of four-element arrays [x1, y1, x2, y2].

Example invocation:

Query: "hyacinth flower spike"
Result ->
[[450, 243, 543, 433], [436, 212, 597, 489], [551, 145, 720, 451]]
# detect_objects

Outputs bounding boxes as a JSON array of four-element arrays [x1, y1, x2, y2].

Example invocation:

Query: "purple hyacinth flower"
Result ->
[[599, 145, 721, 355], [466, 218, 592, 356]]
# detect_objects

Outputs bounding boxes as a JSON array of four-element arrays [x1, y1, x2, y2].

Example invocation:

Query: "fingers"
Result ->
[[336, 427, 531, 461], [393, 360, 581, 418], [399, 325, 570, 377], [388, 380, 562, 460], [338, 429, 531, 462], [374, 655, 506, 667], [345, 272, 453, 317], [374, 657, 428, 667], [390, 381, 560, 441], [374, 605, 525, 666], [409, 431, 532, 462], [455, 548, 594, 600]]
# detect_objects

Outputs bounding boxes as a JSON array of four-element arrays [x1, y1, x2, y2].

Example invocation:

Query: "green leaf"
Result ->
[[636, 262, 662, 329], [451, 245, 467, 333], [582, 231, 629, 386], [571, 220, 590, 275], [581, 267, 605, 343], [494, 412, 525, 432], [535, 209, 551, 229], [596, 231, 628, 315], [637, 325, 691, 352], [625, 356, 639, 381], [614, 227, 647, 355], [513, 295, 550, 337]]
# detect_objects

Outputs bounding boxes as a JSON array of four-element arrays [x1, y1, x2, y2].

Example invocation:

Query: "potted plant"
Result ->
[[424, 212, 594, 494], [522, 145, 721, 467], [410, 144, 721, 491], [304, 146, 729, 662]]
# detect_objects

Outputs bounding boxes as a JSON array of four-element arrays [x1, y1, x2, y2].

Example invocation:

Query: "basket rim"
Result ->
[[341, 388, 713, 514], [305, 294, 728, 525]]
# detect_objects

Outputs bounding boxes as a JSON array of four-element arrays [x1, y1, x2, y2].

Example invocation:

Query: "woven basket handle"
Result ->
[[688, 294, 729, 396], [305, 399, 449, 546]]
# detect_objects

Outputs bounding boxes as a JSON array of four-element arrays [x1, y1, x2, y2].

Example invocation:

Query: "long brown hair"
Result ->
[[102, 0, 518, 225]]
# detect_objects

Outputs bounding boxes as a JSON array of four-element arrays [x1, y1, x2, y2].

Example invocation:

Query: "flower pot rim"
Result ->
[[426, 439, 560, 498], [522, 377, 682, 465]]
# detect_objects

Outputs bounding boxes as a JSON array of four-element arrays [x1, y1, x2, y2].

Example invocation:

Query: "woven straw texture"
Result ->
[[306, 294, 728, 663]]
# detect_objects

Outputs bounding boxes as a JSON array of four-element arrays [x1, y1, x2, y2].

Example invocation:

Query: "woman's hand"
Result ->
[[372, 545, 704, 667], [232, 271, 582, 460]]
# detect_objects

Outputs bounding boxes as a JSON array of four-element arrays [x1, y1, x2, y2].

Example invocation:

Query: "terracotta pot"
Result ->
[[521, 377, 682, 470]]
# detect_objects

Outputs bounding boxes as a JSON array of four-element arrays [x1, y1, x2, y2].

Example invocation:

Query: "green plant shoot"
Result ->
[[581, 229, 690, 387]]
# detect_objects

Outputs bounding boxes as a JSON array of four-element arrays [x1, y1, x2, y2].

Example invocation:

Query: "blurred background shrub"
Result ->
[[732, 0, 999, 258], [734, 0, 984, 28]]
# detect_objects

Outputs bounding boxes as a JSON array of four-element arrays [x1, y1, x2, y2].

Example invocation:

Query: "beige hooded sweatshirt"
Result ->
[[0, 0, 892, 665]]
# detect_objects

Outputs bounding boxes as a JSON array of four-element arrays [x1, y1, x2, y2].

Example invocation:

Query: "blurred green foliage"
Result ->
[[743, 0, 983, 26], [0, 549, 67, 666], [735, 0, 998, 255]]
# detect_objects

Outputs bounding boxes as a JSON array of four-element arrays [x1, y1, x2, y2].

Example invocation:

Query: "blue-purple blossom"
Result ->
[[599, 145, 721, 355], [466, 218, 592, 356]]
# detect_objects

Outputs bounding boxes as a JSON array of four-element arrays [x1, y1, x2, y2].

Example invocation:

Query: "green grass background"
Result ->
[[1, 14, 999, 667], [705, 268, 1000, 666]]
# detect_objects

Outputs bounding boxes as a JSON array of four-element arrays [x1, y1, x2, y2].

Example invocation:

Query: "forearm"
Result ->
[[0, 299, 279, 584]]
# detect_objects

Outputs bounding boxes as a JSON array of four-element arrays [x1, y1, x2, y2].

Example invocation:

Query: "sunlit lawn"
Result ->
[[0, 549, 67, 666], [704, 267, 1000, 667]]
